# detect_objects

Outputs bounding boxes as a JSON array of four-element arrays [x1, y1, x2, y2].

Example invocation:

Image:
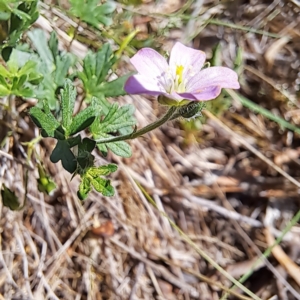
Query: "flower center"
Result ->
[[173, 65, 186, 93], [176, 65, 184, 84], [161, 65, 190, 96]]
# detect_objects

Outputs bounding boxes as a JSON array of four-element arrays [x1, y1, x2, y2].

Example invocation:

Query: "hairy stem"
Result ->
[[96, 106, 177, 144]]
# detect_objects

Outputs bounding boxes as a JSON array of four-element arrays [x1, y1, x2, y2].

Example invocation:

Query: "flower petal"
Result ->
[[179, 86, 222, 101], [169, 42, 206, 79], [130, 48, 169, 80], [164, 92, 185, 101], [186, 66, 240, 93], [124, 74, 166, 96]]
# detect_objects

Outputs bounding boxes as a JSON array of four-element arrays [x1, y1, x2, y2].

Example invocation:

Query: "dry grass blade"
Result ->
[[204, 110, 300, 190], [265, 226, 300, 287]]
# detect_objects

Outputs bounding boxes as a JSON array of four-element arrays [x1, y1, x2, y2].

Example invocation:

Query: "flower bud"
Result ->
[[178, 102, 206, 119]]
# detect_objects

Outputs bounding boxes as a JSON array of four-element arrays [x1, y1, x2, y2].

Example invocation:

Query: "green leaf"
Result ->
[[105, 139, 132, 157], [118, 125, 134, 135], [97, 103, 136, 133], [96, 74, 131, 97], [70, 0, 116, 28], [69, 106, 96, 136], [77, 164, 117, 199], [79, 44, 122, 99], [90, 100, 135, 158], [48, 31, 59, 60], [92, 95, 111, 114], [76, 138, 96, 171], [88, 164, 117, 176], [1, 185, 20, 210], [7, 55, 18, 73], [27, 70, 43, 85], [13, 8, 31, 21], [90, 176, 115, 196], [0, 49, 43, 98], [79, 137, 96, 153], [0, 11, 10, 21], [30, 106, 62, 138], [18, 60, 37, 76], [0, 64, 10, 77], [95, 2, 116, 15], [94, 132, 132, 157], [17, 74, 27, 87], [77, 176, 92, 200], [54, 54, 73, 87], [0, 83, 10, 96], [2, 47, 12, 62], [50, 140, 77, 173], [67, 135, 81, 148], [28, 29, 54, 72], [0, 1, 39, 53], [9, 48, 38, 69], [14, 86, 35, 98], [61, 79, 76, 136], [26, 30, 76, 109]]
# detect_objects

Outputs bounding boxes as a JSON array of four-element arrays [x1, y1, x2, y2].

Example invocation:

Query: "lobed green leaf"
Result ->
[[69, 106, 96, 136], [50, 140, 77, 173], [61, 79, 76, 136], [30, 106, 61, 138]]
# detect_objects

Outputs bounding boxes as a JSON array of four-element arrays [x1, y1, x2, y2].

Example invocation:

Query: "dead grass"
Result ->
[[1, 0, 300, 299]]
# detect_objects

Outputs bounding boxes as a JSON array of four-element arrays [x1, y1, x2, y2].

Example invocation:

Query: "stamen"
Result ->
[[176, 65, 184, 84]]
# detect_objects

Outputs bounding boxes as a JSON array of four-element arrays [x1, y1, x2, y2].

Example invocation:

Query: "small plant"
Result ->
[[78, 44, 131, 101], [69, 0, 116, 27], [0, 0, 39, 60], [0, 54, 43, 97], [0, 2, 239, 202]]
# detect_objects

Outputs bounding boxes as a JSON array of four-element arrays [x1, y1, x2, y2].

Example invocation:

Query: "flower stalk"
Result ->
[[96, 106, 177, 144]]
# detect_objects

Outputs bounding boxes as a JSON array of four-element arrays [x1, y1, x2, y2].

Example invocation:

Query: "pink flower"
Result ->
[[124, 42, 240, 102]]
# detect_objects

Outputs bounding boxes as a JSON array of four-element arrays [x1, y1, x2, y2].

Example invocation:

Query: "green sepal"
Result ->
[[158, 95, 190, 107]]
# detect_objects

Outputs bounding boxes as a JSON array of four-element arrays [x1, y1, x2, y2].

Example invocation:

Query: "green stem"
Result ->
[[68, 20, 80, 51], [96, 106, 177, 144], [226, 90, 300, 134]]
